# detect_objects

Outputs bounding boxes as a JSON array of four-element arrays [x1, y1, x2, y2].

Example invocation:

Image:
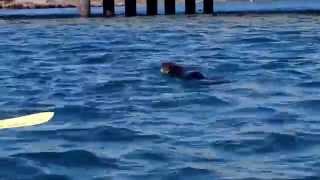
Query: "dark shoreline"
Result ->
[[0, 1, 120, 9], [0, 4, 77, 9], [0, 0, 143, 9]]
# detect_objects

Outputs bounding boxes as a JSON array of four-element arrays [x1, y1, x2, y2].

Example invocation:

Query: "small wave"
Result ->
[[280, 69, 310, 77], [0, 157, 42, 179], [264, 112, 299, 124], [92, 78, 143, 94], [19, 125, 162, 142], [123, 149, 170, 162], [291, 176, 320, 180], [213, 62, 245, 73], [59, 43, 103, 54], [80, 53, 115, 64], [297, 81, 320, 88], [212, 138, 261, 154], [54, 105, 108, 121], [7, 49, 36, 55], [295, 132, 320, 144], [241, 36, 277, 43], [212, 132, 315, 154], [293, 99, 320, 113], [151, 94, 230, 109], [276, 30, 302, 36], [259, 132, 300, 153], [164, 167, 218, 180], [261, 61, 289, 70], [12, 150, 118, 168], [14, 72, 43, 80], [33, 174, 71, 180], [231, 106, 277, 118]]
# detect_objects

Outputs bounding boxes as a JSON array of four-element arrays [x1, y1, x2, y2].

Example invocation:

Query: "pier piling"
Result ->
[[103, 0, 115, 16], [79, 0, 214, 17], [164, 0, 175, 15], [147, 0, 158, 15], [203, 0, 213, 14], [185, 0, 195, 14], [79, 0, 90, 17], [125, 0, 137, 16]]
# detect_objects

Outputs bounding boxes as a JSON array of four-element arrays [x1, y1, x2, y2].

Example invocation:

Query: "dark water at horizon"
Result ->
[[1, 6, 320, 180]]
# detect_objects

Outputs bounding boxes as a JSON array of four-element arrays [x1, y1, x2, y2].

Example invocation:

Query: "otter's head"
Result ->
[[161, 62, 184, 77]]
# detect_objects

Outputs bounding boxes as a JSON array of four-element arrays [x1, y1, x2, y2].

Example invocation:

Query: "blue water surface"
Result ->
[[1, 1, 320, 180]]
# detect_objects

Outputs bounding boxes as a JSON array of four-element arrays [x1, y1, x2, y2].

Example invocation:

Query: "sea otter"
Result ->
[[161, 62, 205, 80], [161, 62, 231, 84]]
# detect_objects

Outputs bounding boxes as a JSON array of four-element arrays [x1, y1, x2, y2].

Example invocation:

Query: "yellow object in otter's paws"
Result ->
[[0, 112, 54, 129], [160, 68, 169, 74]]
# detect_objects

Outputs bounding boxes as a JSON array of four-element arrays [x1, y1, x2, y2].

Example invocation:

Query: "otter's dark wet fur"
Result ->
[[161, 62, 205, 80], [161, 62, 231, 84]]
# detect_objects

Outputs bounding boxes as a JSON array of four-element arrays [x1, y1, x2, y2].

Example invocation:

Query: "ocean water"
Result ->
[[1, 3, 320, 180]]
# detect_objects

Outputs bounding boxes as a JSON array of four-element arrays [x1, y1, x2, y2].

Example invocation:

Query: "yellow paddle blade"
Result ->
[[0, 112, 54, 129]]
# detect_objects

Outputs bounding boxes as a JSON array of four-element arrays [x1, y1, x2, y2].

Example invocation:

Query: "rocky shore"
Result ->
[[0, 0, 117, 9], [0, 0, 183, 9]]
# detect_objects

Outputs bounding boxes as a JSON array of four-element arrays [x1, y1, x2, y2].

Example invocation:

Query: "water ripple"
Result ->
[[12, 150, 118, 168]]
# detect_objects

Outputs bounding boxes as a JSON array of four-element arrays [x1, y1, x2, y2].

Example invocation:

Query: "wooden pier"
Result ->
[[79, 0, 214, 17]]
